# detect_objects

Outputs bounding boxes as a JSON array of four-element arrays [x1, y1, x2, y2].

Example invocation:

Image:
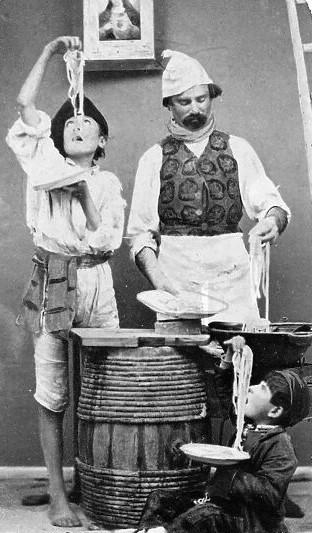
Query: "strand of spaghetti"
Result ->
[[249, 235, 264, 300], [232, 345, 253, 450], [63, 49, 85, 117], [264, 242, 270, 321], [233, 346, 253, 449], [250, 236, 270, 306]]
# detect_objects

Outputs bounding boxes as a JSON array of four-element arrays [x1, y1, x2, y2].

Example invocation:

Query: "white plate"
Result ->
[[137, 290, 227, 319], [33, 169, 88, 191], [180, 443, 250, 466]]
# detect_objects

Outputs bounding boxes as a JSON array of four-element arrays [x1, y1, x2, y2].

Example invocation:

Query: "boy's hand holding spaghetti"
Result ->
[[45, 36, 82, 57], [221, 335, 246, 368]]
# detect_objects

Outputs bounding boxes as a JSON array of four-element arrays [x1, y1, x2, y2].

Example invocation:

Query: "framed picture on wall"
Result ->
[[83, 0, 159, 70]]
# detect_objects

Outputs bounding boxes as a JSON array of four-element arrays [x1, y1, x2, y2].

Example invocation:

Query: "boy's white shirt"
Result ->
[[6, 111, 125, 256]]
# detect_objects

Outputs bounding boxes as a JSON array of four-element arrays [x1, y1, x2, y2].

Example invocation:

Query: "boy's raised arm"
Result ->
[[212, 336, 245, 419], [17, 36, 81, 127]]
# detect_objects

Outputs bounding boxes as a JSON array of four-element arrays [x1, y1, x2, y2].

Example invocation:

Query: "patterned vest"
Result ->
[[158, 130, 243, 236]]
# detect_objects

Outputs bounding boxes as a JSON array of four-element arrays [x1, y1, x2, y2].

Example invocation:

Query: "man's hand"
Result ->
[[135, 247, 180, 296], [45, 36, 82, 57], [249, 216, 279, 244], [157, 278, 180, 296]]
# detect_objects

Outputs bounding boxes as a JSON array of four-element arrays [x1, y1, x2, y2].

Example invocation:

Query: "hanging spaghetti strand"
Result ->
[[250, 235, 263, 299], [264, 242, 270, 322], [232, 344, 253, 451], [249, 235, 270, 324], [63, 49, 85, 118]]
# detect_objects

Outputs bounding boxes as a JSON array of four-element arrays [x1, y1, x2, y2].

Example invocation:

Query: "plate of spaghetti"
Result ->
[[136, 290, 227, 318], [180, 443, 250, 466]]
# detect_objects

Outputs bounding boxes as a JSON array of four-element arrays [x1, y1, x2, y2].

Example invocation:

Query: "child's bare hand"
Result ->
[[45, 36, 82, 57], [61, 180, 88, 199], [224, 335, 246, 355], [221, 335, 246, 364], [52, 180, 88, 200]]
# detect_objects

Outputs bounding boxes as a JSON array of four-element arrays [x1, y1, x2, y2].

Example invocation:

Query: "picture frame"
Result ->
[[83, 0, 160, 71]]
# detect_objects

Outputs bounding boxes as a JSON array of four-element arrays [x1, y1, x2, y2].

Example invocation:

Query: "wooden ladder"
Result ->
[[285, 0, 312, 197]]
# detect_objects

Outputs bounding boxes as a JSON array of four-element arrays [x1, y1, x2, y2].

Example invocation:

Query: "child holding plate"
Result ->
[[136, 337, 310, 533], [6, 36, 125, 527]]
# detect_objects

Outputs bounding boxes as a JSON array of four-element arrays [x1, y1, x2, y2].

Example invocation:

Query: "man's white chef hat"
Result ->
[[162, 49, 214, 99]]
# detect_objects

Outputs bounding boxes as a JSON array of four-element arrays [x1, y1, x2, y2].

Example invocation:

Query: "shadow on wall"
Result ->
[[112, 242, 156, 329], [0, 195, 31, 368], [0, 304, 30, 364]]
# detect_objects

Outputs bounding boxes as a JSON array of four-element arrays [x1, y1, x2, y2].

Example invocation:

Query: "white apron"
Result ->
[[158, 233, 259, 324]]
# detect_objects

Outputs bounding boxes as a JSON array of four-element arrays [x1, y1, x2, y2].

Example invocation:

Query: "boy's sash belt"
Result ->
[[19, 248, 111, 333], [33, 248, 112, 269]]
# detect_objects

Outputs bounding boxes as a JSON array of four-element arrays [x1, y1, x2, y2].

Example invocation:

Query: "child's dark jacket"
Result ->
[[138, 365, 297, 533]]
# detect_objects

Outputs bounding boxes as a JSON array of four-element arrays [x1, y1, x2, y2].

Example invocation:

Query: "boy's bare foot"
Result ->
[[48, 496, 81, 527], [87, 522, 102, 530], [22, 488, 80, 506]]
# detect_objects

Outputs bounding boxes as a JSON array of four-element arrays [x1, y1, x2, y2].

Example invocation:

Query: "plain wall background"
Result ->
[[0, 0, 311, 466]]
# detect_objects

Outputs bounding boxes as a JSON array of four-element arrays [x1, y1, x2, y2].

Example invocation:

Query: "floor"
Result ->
[[0, 476, 311, 533]]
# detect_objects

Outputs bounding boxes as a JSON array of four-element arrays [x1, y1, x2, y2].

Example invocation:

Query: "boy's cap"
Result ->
[[266, 369, 310, 427], [162, 49, 214, 99], [50, 96, 108, 158]]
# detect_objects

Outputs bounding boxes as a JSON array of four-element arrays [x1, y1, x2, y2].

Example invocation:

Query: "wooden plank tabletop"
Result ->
[[70, 328, 210, 347]]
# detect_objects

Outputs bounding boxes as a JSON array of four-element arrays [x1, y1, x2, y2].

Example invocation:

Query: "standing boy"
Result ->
[[6, 36, 125, 527]]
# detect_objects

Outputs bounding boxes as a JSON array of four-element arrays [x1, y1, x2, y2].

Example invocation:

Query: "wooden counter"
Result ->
[[70, 327, 210, 347]]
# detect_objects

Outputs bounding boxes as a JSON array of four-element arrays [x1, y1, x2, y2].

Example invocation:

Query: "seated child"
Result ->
[[136, 337, 310, 533]]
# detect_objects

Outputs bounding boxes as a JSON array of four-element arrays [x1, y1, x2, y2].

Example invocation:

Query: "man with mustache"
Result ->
[[127, 49, 290, 325]]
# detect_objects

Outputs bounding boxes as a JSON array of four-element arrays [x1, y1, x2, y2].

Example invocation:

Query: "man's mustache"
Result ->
[[185, 113, 205, 120], [183, 113, 207, 127]]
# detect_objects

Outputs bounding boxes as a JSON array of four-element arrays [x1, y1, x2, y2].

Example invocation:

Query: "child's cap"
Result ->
[[265, 369, 310, 427], [51, 96, 108, 158]]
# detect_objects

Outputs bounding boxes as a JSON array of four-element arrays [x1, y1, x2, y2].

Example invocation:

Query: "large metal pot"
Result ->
[[208, 322, 312, 370]]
